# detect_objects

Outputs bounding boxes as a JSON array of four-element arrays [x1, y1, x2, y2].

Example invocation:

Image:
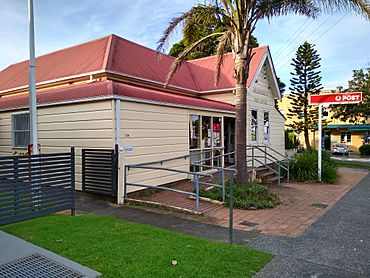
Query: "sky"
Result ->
[[0, 0, 369, 90]]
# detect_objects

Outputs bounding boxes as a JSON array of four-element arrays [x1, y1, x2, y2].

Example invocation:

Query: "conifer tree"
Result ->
[[287, 42, 323, 149]]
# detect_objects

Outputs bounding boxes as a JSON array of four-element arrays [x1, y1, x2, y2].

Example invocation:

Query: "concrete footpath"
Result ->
[[251, 170, 370, 277], [77, 170, 370, 277]]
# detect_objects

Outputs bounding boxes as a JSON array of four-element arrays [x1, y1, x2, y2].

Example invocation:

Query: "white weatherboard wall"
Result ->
[[247, 65, 285, 157], [200, 65, 285, 159], [0, 100, 115, 190], [120, 100, 234, 194]]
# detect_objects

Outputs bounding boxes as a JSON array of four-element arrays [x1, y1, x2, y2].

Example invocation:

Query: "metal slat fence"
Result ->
[[0, 148, 75, 226], [82, 145, 118, 197]]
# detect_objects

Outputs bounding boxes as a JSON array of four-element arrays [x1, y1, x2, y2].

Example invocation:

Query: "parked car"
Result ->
[[333, 144, 350, 155]]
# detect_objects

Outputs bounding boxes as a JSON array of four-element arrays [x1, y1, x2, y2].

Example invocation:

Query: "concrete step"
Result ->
[[265, 175, 283, 184]]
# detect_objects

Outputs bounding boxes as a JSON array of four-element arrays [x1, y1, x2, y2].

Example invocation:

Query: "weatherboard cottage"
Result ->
[[0, 34, 284, 203]]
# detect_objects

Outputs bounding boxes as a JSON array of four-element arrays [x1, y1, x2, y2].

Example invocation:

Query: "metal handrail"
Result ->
[[192, 151, 235, 164], [247, 144, 286, 160], [126, 165, 213, 178], [250, 155, 288, 172], [127, 148, 224, 168]]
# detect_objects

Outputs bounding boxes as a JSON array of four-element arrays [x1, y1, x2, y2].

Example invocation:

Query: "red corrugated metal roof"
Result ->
[[108, 36, 199, 91], [112, 82, 235, 111], [0, 36, 110, 92], [0, 34, 268, 94], [187, 46, 267, 91], [0, 80, 235, 112]]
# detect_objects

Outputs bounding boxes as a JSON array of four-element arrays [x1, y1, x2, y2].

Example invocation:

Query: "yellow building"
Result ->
[[278, 94, 370, 152]]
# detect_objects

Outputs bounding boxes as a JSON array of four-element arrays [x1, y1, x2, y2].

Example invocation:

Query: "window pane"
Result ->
[[14, 114, 30, 131], [202, 149, 212, 167], [202, 116, 212, 148], [14, 131, 30, 147], [190, 150, 201, 172], [12, 113, 30, 147], [347, 132, 351, 143], [263, 112, 269, 141], [189, 115, 200, 149], [212, 117, 221, 147], [213, 149, 222, 167], [251, 110, 258, 141]]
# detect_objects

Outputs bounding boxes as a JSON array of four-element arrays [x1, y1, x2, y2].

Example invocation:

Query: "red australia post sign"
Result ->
[[309, 92, 362, 105]]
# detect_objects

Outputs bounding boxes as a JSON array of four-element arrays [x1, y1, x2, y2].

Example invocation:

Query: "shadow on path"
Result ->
[[251, 170, 370, 277]]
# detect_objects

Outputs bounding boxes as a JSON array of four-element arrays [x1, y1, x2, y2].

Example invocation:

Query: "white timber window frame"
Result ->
[[251, 109, 258, 142], [11, 112, 30, 148], [263, 111, 270, 142]]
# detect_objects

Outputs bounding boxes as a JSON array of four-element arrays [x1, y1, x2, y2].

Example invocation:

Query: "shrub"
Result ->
[[285, 129, 299, 150], [199, 181, 280, 210], [359, 144, 370, 156], [289, 149, 340, 183]]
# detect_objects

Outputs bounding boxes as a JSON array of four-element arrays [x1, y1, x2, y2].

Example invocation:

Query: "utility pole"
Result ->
[[28, 0, 38, 154]]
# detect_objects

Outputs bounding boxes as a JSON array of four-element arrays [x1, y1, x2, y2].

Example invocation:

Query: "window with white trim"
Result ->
[[251, 110, 258, 142], [263, 111, 270, 141], [340, 132, 351, 144], [12, 113, 30, 148]]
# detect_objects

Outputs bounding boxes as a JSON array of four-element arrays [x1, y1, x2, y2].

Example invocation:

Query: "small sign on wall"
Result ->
[[124, 145, 134, 154]]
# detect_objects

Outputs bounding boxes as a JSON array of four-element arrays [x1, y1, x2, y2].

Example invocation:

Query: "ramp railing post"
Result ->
[[221, 168, 225, 203], [195, 174, 200, 213], [229, 176, 234, 244], [71, 147, 76, 216], [278, 160, 281, 187]]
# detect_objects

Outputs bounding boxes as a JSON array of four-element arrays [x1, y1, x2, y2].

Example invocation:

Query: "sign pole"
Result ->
[[309, 92, 362, 183], [318, 104, 322, 182], [28, 0, 38, 155]]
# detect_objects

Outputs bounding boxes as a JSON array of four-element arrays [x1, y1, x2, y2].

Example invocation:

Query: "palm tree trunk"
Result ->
[[234, 54, 248, 184]]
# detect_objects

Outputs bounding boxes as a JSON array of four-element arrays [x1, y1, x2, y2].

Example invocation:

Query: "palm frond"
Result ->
[[157, 4, 226, 55], [214, 30, 233, 85], [156, 12, 190, 54], [252, 0, 319, 21], [314, 0, 370, 19], [165, 32, 225, 87]]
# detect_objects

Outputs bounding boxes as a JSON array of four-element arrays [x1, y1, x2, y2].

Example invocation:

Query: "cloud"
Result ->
[[0, 0, 369, 91], [256, 13, 370, 89]]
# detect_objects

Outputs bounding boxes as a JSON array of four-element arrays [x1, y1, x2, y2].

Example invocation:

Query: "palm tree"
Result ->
[[157, 0, 370, 184]]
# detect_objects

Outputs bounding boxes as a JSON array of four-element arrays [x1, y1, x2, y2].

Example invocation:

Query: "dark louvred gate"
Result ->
[[0, 148, 75, 226], [82, 145, 118, 198]]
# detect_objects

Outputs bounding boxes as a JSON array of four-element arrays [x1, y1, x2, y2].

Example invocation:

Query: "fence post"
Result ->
[[113, 144, 119, 197], [229, 176, 234, 244], [264, 145, 267, 165], [71, 147, 76, 216], [82, 149, 85, 192], [14, 157, 19, 214], [278, 160, 281, 187], [195, 174, 200, 213], [252, 148, 255, 169], [124, 166, 128, 200], [221, 168, 225, 203]]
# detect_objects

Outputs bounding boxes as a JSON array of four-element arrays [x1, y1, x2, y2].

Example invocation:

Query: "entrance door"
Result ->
[[324, 131, 331, 150], [224, 117, 235, 165]]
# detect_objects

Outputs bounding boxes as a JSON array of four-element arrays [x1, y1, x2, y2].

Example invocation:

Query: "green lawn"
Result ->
[[1, 215, 272, 277], [337, 161, 370, 170]]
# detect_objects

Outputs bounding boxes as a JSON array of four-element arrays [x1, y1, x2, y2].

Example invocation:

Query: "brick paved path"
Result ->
[[129, 167, 368, 237]]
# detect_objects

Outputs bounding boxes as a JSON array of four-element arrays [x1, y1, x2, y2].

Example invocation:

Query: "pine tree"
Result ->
[[330, 68, 370, 123], [287, 42, 323, 149]]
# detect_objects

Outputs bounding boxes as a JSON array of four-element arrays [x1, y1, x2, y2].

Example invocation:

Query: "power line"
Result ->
[[312, 12, 349, 43], [275, 14, 344, 69], [275, 15, 334, 67], [273, 18, 311, 60]]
